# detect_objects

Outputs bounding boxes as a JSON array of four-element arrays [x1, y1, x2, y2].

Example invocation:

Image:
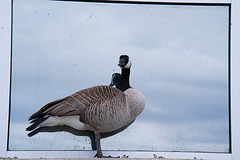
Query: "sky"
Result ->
[[9, 0, 230, 153]]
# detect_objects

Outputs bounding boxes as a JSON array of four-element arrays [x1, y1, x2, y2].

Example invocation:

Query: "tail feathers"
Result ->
[[26, 117, 48, 131], [28, 98, 66, 120], [27, 127, 42, 137]]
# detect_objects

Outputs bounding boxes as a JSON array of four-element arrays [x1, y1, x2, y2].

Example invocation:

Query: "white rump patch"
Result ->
[[39, 116, 93, 131]]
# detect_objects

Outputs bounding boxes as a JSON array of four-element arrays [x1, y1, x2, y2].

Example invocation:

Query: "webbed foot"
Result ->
[[94, 153, 120, 158]]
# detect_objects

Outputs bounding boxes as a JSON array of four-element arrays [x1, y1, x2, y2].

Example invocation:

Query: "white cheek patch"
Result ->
[[125, 61, 132, 69]]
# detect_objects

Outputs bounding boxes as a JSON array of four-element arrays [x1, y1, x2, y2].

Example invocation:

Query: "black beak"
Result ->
[[109, 82, 114, 86]]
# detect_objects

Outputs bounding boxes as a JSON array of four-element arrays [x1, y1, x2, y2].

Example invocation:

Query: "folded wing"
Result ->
[[29, 85, 123, 120]]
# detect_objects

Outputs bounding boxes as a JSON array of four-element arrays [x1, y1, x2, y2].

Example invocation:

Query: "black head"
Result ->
[[118, 55, 131, 69], [109, 73, 121, 89]]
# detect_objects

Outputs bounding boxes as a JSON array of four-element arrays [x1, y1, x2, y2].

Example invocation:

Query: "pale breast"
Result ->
[[124, 88, 145, 118]]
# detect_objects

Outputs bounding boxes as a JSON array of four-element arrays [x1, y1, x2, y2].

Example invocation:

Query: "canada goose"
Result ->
[[26, 55, 145, 158]]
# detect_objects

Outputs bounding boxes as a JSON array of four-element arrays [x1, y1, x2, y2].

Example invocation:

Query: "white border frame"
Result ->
[[1, 0, 239, 159], [0, 0, 12, 158]]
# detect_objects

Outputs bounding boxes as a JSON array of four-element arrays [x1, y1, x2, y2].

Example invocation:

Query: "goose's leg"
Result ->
[[94, 133, 104, 158], [94, 132, 120, 158]]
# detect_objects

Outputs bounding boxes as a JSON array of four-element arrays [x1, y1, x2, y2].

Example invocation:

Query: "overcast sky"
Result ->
[[9, 0, 230, 153]]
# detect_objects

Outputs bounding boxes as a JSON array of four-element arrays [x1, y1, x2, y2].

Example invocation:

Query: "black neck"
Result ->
[[120, 68, 131, 91]]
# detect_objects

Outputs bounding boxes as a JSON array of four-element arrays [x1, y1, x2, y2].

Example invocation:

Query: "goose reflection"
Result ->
[[27, 119, 134, 150]]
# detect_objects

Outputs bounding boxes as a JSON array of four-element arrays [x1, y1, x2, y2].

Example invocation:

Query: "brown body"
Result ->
[[27, 85, 144, 133]]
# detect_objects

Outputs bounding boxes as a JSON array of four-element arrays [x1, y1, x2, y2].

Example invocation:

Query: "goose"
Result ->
[[26, 55, 145, 158]]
